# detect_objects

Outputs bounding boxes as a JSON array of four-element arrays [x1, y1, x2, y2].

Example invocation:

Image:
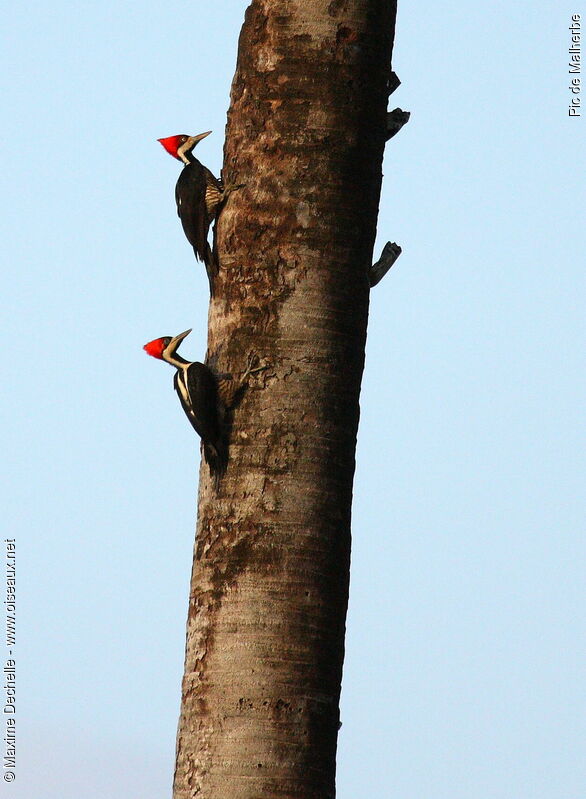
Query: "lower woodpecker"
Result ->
[[144, 329, 226, 484]]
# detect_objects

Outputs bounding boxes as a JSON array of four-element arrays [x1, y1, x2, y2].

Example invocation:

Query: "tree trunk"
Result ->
[[173, 2, 397, 797]]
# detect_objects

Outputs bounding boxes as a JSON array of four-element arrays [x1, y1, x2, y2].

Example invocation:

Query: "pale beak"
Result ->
[[177, 132, 212, 164], [191, 130, 212, 143], [164, 328, 192, 357], [184, 131, 212, 151]]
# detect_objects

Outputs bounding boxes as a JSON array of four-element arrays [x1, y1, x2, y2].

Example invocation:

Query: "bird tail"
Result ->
[[203, 439, 227, 491], [191, 242, 217, 296], [202, 242, 218, 297]]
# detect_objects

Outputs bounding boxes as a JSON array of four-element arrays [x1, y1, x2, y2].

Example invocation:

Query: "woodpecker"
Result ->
[[368, 241, 402, 287], [385, 108, 410, 141], [387, 71, 401, 96], [158, 132, 224, 295], [143, 329, 226, 483]]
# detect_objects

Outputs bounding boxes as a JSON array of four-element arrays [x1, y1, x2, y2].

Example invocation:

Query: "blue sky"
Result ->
[[2, 1, 584, 796]]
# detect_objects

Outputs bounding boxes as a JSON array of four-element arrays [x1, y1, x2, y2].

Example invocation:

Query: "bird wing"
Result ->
[[175, 162, 209, 263], [174, 364, 221, 449], [202, 167, 223, 217]]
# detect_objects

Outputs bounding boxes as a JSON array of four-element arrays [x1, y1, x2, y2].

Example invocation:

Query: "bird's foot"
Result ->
[[223, 182, 246, 197], [241, 353, 268, 382]]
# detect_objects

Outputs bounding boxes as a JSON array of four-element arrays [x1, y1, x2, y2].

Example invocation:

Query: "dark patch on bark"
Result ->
[[336, 24, 358, 46], [328, 0, 349, 15], [195, 519, 281, 602]]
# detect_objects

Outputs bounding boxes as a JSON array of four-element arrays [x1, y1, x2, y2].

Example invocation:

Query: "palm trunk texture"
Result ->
[[173, 2, 397, 797]]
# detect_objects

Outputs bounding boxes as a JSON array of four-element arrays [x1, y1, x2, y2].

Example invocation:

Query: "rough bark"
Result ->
[[173, 2, 397, 797]]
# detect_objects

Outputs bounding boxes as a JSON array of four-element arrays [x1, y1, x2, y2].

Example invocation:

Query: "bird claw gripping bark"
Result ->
[[368, 241, 402, 287], [241, 353, 268, 382], [214, 356, 268, 411], [222, 182, 246, 198]]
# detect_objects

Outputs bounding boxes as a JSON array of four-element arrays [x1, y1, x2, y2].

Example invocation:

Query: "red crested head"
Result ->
[[157, 131, 212, 161], [143, 337, 171, 359], [157, 135, 186, 160]]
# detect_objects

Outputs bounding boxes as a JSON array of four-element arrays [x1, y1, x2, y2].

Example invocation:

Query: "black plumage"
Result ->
[[173, 361, 226, 481], [175, 161, 223, 294]]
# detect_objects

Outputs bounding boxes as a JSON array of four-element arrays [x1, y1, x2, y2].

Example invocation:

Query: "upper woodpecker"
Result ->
[[387, 71, 401, 96], [143, 329, 226, 483], [158, 132, 224, 295]]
